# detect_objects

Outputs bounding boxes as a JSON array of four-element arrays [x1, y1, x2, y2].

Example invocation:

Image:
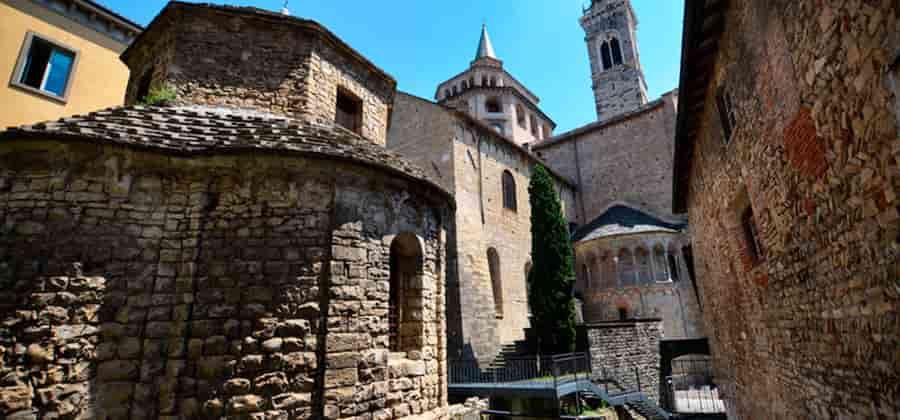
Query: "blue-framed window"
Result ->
[[12, 33, 78, 101]]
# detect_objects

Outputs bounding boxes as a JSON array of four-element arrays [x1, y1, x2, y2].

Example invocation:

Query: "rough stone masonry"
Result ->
[[674, 0, 900, 418], [0, 2, 460, 419]]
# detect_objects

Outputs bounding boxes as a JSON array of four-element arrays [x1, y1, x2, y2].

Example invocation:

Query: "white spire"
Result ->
[[475, 24, 497, 60]]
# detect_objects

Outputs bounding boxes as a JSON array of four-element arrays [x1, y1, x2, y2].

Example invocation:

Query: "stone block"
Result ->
[[98, 360, 139, 381]]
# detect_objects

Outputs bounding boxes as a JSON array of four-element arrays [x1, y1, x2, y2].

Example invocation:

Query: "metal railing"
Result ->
[[449, 352, 591, 388], [665, 357, 725, 413]]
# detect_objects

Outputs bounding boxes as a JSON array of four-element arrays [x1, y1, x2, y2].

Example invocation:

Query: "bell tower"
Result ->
[[581, 0, 648, 121]]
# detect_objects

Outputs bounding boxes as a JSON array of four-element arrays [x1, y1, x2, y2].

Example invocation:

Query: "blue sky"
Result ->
[[104, 0, 684, 133]]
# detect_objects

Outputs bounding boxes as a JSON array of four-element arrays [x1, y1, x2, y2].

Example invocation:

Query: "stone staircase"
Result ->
[[485, 341, 531, 372]]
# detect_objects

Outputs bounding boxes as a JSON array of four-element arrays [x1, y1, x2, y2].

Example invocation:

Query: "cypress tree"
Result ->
[[527, 164, 577, 354]]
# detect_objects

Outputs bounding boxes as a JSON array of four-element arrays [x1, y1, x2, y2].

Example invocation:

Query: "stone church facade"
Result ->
[[388, 92, 578, 362], [532, 0, 704, 341], [389, 0, 705, 364]]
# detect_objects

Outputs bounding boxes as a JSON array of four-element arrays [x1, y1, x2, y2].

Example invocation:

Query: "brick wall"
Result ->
[[683, 1, 899, 418], [586, 320, 662, 404], [0, 140, 450, 419]]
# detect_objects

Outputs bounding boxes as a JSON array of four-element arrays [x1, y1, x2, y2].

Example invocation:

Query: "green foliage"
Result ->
[[527, 164, 577, 354], [140, 84, 176, 106]]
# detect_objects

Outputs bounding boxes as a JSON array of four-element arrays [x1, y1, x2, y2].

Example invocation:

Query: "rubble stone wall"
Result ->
[[586, 320, 661, 404], [684, 0, 899, 418], [0, 140, 450, 419], [123, 7, 395, 145]]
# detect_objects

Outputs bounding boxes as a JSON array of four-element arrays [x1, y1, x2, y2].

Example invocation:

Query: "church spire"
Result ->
[[474, 24, 497, 60]]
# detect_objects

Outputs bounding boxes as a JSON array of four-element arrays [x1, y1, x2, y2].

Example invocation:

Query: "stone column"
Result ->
[[631, 248, 639, 285], [648, 244, 659, 284]]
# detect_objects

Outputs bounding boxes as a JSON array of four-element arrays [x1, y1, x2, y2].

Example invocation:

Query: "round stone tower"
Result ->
[[0, 3, 454, 419]]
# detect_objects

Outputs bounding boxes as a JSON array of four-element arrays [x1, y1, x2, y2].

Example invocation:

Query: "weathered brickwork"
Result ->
[[534, 92, 679, 221], [587, 320, 662, 404], [0, 141, 450, 419], [389, 93, 578, 362], [676, 0, 899, 418]]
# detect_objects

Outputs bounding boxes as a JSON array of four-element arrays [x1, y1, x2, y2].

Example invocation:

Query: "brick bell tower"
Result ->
[[581, 0, 649, 122]]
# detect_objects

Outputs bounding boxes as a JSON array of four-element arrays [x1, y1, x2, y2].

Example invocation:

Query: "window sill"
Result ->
[[9, 81, 68, 105]]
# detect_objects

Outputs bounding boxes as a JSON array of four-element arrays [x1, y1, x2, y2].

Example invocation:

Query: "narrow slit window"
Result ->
[[600, 42, 612, 70], [502, 170, 517, 211], [741, 206, 764, 263], [716, 87, 737, 144], [335, 88, 363, 134], [610, 38, 623, 65]]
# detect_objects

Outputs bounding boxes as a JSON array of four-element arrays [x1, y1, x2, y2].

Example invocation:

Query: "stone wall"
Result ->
[[586, 320, 661, 404], [0, 140, 450, 419], [388, 93, 579, 362], [575, 232, 704, 340], [682, 0, 899, 418], [534, 93, 679, 222], [122, 4, 395, 145], [580, 0, 649, 121]]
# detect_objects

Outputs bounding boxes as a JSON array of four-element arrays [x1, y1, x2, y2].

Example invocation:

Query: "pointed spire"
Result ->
[[475, 24, 497, 60]]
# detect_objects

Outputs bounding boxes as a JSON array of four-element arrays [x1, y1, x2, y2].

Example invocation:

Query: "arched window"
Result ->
[[653, 244, 668, 282], [501, 170, 517, 211], [617, 248, 634, 286], [635, 247, 651, 284], [610, 37, 623, 65], [444, 89, 451, 99], [617, 306, 629, 321], [525, 261, 533, 315], [600, 41, 612, 70], [488, 248, 502, 318], [490, 76, 497, 87], [582, 264, 591, 290], [543, 125, 551, 139], [668, 243, 682, 282], [389, 233, 424, 353], [462, 80, 468, 90], [600, 252, 616, 288], [485, 96, 502, 113], [529, 115, 539, 136], [516, 104, 526, 128], [469, 76, 475, 88], [482, 76, 488, 86]]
